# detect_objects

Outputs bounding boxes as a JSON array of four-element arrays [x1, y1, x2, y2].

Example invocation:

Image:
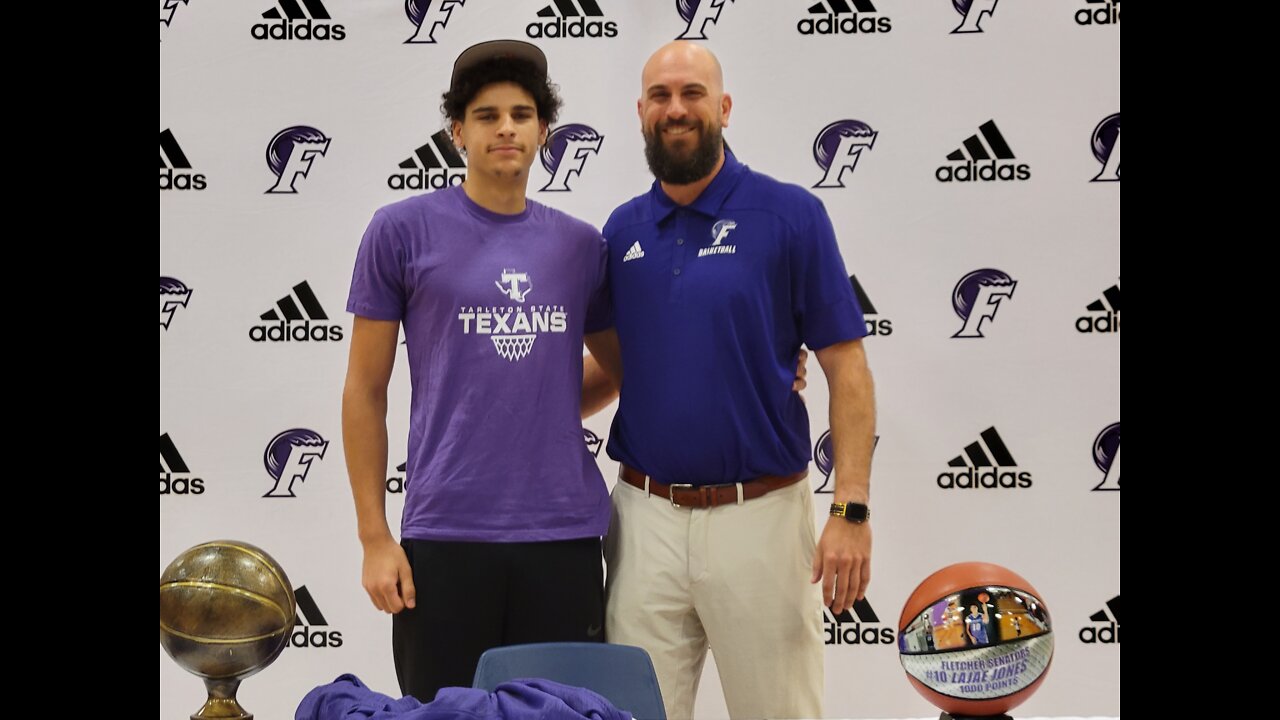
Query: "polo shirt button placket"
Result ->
[[669, 215, 689, 302]]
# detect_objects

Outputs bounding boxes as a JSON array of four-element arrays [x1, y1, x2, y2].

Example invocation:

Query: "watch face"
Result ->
[[832, 502, 869, 522]]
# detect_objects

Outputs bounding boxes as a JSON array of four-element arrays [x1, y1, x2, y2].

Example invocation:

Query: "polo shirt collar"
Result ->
[[648, 147, 747, 224]]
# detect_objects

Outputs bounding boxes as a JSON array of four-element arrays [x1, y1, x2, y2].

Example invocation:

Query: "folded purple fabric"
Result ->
[[296, 674, 632, 720]]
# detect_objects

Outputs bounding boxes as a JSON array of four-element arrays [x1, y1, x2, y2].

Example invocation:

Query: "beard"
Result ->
[[643, 119, 723, 185]]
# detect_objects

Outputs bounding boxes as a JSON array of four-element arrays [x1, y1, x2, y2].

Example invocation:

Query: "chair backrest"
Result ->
[[472, 642, 666, 720]]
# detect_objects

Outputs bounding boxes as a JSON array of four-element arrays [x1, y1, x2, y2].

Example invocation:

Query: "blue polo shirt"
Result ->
[[602, 151, 866, 486]]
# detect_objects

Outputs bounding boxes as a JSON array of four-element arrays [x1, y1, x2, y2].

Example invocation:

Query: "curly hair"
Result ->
[[441, 57, 562, 125]]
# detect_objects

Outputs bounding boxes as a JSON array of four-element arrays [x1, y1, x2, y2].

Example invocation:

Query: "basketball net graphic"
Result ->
[[491, 334, 536, 361]]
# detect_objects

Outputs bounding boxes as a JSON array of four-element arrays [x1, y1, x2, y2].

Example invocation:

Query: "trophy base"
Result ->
[[192, 697, 251, 720], [193, 678, 252, 719]]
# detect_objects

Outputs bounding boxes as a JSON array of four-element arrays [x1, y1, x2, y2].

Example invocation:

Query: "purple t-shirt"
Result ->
[[347, 187, 611, 542]]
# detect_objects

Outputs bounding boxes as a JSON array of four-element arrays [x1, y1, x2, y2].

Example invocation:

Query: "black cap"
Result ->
[[450, 40, 548, 91]]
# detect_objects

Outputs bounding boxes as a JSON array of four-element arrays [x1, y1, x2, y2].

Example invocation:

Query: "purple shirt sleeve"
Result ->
[[791, 197, 867, 350], [347, 209, 407, 321], [583, 233, 613, 333]]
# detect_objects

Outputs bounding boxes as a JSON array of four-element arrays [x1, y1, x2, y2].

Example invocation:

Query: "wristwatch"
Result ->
[[830, 502, 870, 523]]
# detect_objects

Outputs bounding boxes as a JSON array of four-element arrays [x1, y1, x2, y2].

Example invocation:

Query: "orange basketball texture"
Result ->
[[898, 562, 1053, 717]]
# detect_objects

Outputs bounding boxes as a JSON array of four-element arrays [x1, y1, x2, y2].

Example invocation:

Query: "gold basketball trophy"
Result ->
[[160, 541, 296, 720]]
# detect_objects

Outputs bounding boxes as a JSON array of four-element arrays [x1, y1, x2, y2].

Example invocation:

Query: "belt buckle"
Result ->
[[668, 484, 695, 508]]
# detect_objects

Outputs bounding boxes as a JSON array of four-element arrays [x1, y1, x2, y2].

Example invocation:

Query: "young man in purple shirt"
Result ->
[[342, 40, 618, 702]]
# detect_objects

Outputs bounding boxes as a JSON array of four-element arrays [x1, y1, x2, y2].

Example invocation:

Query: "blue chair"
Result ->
[[473, 642, 666, 719]]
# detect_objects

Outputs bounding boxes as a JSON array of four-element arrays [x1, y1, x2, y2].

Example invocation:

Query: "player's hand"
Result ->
[[361, 536, 416, 613]]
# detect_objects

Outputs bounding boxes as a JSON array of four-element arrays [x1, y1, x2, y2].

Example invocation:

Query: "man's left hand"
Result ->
[[811, 516, 871, 614]]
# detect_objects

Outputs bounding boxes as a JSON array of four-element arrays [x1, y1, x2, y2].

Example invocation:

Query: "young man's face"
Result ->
[[452, 81, 547, 183]]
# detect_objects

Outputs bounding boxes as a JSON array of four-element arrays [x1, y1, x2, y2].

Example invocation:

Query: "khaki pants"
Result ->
[[605, 475, 824, 720]]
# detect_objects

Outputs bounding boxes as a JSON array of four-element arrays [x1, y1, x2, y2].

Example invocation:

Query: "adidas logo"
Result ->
[[291, 586, 344, 648], [159, 129, 192, 169], [850, 275, 891, 336], [527, 0, 618, 38], [159, 433, 191, 474], [160, 129, 207, 191], [252, 0, 346, 40], [1079, 595, 1120, 644], [850, 275, 877, 314], [623, 241, 645, 263], [386, 461, 408, 494], [937, 427, 1032, 489], [823, 598, 895, 645], [160, 433, 205, 495], [389, 130, 467, 191], [1076, 0, 1119, 25], [798, 0, 891, 34], [260, 0, 333, 21], [260, 281, 328, 320], [250, 281, 344, 342], [1077, 280, 1120, 333], [936, 120, 1030, 183]]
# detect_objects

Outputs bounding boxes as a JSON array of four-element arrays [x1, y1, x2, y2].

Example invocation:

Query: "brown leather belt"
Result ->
[[619, 465, 807, 509]]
